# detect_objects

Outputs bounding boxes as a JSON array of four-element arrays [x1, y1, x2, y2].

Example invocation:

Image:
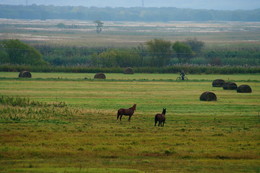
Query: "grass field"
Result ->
[[0, 72, 259, 172]]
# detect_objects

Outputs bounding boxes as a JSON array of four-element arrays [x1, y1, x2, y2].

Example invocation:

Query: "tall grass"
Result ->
[[0, 95, 66, 107], [0, 95, 74, 122]]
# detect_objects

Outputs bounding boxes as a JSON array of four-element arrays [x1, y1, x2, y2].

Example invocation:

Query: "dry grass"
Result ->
[[1, 19, 260, 47]]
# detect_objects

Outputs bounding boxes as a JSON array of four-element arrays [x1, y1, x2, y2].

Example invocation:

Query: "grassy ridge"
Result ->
[[0, 73, 259, 172]]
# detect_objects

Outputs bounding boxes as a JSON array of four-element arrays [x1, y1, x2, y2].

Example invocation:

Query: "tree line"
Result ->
[[1, 39, 259, 67], [0, 5, 259, 21]]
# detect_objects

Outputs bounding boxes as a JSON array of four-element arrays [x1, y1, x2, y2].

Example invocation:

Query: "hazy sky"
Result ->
[[1, 0, 260, 10]]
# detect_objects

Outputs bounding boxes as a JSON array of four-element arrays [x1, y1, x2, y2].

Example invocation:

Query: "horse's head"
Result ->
[[162, 108, 166, 115], [132, 104, 137, 110]]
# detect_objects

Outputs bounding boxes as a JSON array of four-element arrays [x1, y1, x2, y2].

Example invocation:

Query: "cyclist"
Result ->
[[180, 70, 185, 80]]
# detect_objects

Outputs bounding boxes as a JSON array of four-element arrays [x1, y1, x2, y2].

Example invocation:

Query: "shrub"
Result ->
[[172, 41, 194, 63], [0, 39, 47, 65]]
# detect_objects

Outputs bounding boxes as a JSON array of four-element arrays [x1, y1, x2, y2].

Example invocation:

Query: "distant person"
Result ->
[[180, 70, 185, 80]]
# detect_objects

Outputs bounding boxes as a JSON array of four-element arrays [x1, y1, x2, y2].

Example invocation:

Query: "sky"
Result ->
[[0, 0, 260, 10]]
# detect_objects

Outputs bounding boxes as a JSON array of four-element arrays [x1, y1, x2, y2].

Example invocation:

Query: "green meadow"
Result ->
[[0, 72, 259, 173]]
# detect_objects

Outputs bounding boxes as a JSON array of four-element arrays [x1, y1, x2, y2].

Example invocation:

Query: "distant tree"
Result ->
[[57, 23, 66, 28], [91, 49, 140, 67], [172, 41, 194, 63], [183, 38, 204, 54], [146, 39, 172, 66], [0, 39, 46, 65], [94, 20, 104, 33], [0, 49, 9, 64], [135, 44, 147, 66]]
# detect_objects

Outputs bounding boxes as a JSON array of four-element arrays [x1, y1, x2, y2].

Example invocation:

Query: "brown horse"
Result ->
[[117, 104, 136, 121], [154, 108, 166, 127]]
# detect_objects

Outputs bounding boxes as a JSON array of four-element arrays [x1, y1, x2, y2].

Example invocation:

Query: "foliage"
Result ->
[[91, 49, 141, 67], [0, 49, 9, 63], [0, 64, 259, 74], [0, 39, 47, 65], [203, 47, 260, 66], [35, 45, 94, 66], [183, 38, 205, 54], [146, 39, 172, 67], [56, 23, 66, 28], [1, 39, 260, 68], [172, 41, 194, 63]]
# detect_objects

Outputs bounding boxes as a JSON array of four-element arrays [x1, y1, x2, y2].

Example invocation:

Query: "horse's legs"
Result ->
[[119, 115, 122, 121], [117, 113, 120, 120], [154, 119, 157, 126], [155, 116, 158, 126], [128, 115, 131, 122]]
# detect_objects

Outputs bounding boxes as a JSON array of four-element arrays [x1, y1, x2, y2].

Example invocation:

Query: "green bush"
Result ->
[[91, 49, 141, 67], [0, 39, 47, 65]]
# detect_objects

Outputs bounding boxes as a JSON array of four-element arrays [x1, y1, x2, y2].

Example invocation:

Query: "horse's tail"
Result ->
[[154, 114, 158, 126], [117, 109, 122, 120], [155, 114, 159, 122]]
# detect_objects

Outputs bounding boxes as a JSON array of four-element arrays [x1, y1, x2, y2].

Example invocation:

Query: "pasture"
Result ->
[[0, 72, 259, 172]]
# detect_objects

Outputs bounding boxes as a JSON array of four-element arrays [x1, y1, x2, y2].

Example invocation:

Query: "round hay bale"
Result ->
[[124, 67, 134, 74], [237, 85, 252, 93], [94, 73, 106, 79], [18, 71, 32, 78], [212, 79, 225, 87], [223, 82, 237, 90], [200, 91, 217, 101]]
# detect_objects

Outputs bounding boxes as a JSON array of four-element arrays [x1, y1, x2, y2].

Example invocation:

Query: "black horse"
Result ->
[[117, 104, 136, 121], [154, 108, 166, 127]]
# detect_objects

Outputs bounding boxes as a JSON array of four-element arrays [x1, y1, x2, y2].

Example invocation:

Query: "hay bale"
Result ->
[[124, 67, 134, 74], [200, 92, 217, 101], [212, 79, 225, 87], [237, 85, 252, 93], [94, 73, 106, 79], [223, 82, 237, 90], [18, 71, 32, 78]]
